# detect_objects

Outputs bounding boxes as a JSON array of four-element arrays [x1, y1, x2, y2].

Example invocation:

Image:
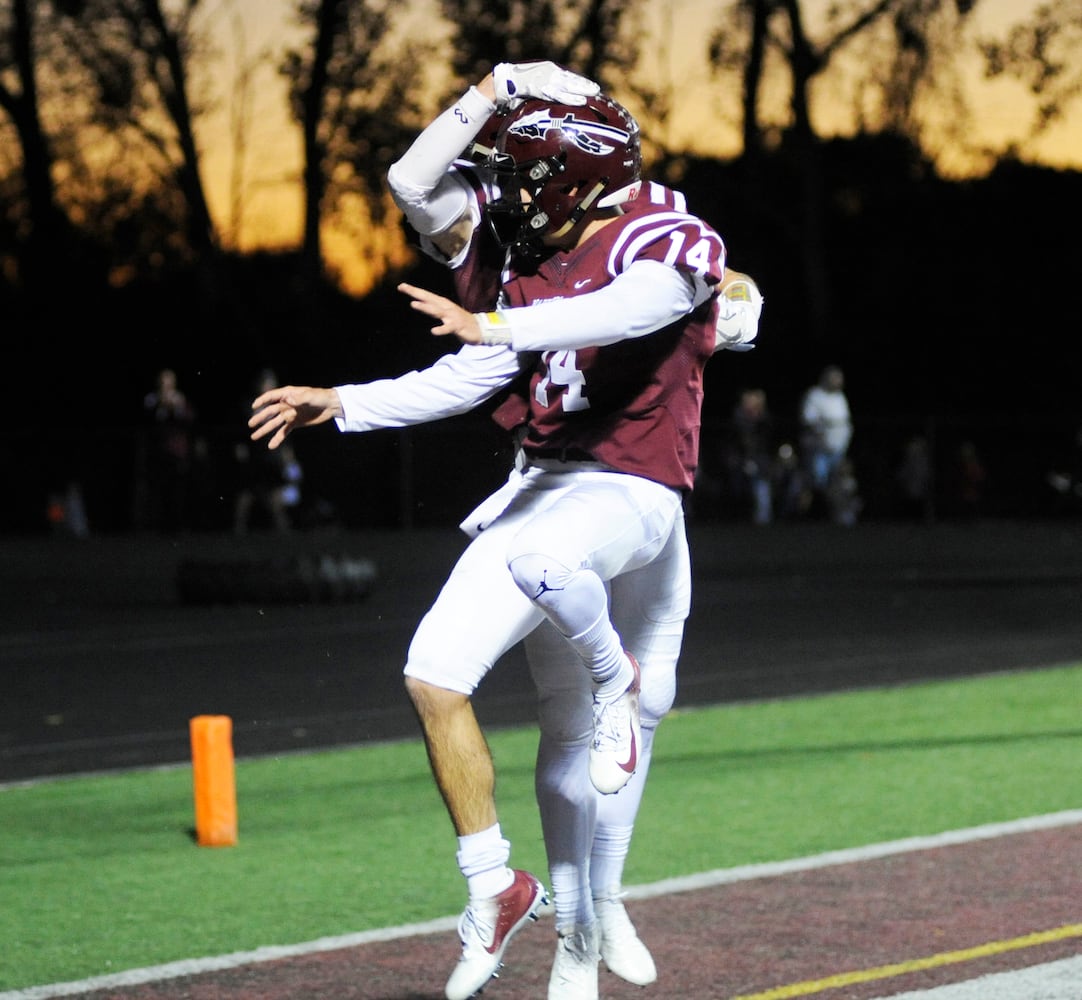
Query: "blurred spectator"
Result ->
[[138, 368, 196, 532], [830, 458, 863, 527], [46, 481, 90, 538], [1046, 425, 1082, 514], [725, 388, 775, 525], [773, 441, 811, 520], [951, 440, 987, 520], [896, 434, 934, 522], [233, 369, 304, 534], [799, 364, 854, 522]]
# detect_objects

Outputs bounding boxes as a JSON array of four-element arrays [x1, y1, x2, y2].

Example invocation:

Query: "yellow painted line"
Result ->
[[731, 923, 1082, 1000]]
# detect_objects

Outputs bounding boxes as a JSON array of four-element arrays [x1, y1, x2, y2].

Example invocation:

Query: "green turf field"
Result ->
[[2, 663, 1080, 991]]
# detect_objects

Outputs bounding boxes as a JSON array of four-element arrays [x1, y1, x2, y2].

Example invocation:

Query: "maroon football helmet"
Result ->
[[484, 94, 642, 249]]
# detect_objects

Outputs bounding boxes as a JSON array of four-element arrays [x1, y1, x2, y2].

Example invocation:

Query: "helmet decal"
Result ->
[[506, 109, 630, 157]]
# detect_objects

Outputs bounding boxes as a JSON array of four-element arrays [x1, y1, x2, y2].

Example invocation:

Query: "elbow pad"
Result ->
[[714, 278, 763, 352], [388, 164, 472, 238]]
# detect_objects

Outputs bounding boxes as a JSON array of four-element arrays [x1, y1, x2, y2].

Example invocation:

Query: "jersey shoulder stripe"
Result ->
[[606, 210, 726, 282], [638, 180, 687, 212]]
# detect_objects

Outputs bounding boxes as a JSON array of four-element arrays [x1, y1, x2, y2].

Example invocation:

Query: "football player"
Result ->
[[251, 61, 760, 1000]]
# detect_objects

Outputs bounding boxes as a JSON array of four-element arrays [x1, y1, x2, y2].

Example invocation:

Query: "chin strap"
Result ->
[[548, 179, 609, 240]]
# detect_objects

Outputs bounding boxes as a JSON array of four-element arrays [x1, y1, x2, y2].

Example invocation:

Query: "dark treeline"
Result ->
[[15, 134, 1080, 430], [3, 0, 1080, 532], [6, 133, 1080, 534]]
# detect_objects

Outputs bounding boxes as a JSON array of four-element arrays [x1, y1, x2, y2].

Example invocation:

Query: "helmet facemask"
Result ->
[[485, 150, 567, 250], [484, 96, 641, 252]]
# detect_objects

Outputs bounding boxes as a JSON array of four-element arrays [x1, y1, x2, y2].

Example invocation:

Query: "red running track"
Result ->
[[65, 818, 1082, 1000]]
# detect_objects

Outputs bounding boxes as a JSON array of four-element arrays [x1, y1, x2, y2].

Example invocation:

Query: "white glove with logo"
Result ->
[[492, 61, 600, 109], [714, 276, 763, 353]]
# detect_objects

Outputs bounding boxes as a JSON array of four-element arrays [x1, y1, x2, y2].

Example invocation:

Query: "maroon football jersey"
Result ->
[[507, 189, 724, 490], [449, 171, 725, 490]]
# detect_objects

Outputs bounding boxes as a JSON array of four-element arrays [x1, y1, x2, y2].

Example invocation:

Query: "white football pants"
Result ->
[[404, 462, 689, 930]]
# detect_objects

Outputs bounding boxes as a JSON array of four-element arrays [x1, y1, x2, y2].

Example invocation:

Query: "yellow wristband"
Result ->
[[476, 310, 513, 346]]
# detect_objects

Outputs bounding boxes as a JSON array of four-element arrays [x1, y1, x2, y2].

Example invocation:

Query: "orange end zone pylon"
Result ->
[[189, 714, 238, 847]]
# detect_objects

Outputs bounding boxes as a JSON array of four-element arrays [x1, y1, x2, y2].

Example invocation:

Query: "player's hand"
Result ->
[[492, 61, 600, 109], [249, 385, 341, 450], [398, 282, 482, 344]]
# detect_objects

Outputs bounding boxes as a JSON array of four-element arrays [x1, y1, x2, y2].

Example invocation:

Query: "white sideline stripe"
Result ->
[[0, 916, 463, 1000], [3, 809, 1080, 1000], [619, 807, 1082, 901], [865, 954, 1082, 1000]]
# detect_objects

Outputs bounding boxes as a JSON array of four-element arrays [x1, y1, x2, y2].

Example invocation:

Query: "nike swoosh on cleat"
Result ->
[[619, 731, 637, 773]]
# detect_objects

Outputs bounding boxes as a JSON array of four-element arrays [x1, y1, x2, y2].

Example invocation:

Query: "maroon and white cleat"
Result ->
[[445, 869, 547, 1000]]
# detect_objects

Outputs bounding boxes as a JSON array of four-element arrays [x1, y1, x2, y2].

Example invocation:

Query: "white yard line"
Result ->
[[622, 808, 1082, 900], [865, 955, 1082, 1000]]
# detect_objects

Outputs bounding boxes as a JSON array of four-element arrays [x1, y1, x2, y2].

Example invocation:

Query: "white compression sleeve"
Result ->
[[387, 86, 496, 235], [476, 259, 701, 350], [334, 344, 523, 433]]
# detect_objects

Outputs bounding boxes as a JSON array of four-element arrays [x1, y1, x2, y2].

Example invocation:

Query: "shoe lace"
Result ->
[[561, 930, 592, 957], [592, 694, 630, 751], [553, 927, 597, 983], [458, 900, 496, 952]]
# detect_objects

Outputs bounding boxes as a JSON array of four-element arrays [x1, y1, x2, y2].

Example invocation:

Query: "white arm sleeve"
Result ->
[[333, 344, 525, 433], [387, 86, 495, 237], [476, 260, 702, 351]]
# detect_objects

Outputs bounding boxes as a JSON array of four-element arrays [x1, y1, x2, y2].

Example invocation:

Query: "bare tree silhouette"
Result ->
[[707, 0, 982, 337], [980, 0, 1082, 143], [0, 0, 227, 289], [0, 0, 75, 290], [282, 0, 434, 291]]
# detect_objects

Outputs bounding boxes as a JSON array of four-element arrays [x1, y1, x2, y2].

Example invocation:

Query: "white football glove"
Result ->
[[492, 61, 600, 109], [714, 277, 763, 353]]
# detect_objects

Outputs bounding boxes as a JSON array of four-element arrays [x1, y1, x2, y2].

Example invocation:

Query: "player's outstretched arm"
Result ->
[[249, 385, 342, 450]]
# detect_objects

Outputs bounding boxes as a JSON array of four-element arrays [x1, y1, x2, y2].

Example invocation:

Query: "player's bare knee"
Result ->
[[404, 676, 464, 718]]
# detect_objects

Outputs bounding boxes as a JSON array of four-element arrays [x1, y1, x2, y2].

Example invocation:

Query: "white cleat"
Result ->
[[589, 652, 641, 795], [445, 869, 547, 1000], [548, 923, 600, 1000], [595, 890, 657, 986]]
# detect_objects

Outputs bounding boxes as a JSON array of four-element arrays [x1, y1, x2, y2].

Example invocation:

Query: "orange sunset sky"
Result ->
[[194, 0, 1080, 296]]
